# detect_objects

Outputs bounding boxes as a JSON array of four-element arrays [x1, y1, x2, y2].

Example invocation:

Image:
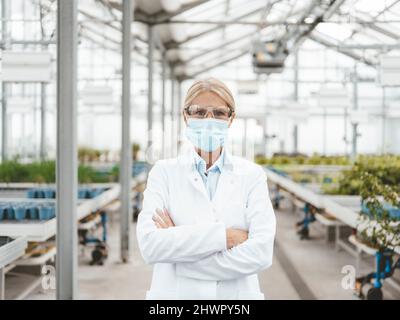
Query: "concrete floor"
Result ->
[[21, 198, 400, 300]]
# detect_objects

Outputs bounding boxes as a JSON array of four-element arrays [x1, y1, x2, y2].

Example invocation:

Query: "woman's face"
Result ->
[[183, 91, 235, 127]]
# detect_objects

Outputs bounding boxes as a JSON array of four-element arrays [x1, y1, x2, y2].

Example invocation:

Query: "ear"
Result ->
[[182, 110, 188, 125], [228, 111, 235, 127]]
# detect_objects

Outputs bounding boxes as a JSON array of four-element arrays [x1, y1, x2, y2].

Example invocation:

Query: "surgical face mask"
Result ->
[[185, 118, 229, 152]]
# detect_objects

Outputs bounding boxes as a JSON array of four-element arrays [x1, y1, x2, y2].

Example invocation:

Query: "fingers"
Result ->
[[227, 228, 249, 248], [152, 215, 165, 228], [153, 209, 168, 228], [153, 208, 175, 228], [162, 207, 175, 227], [153, 219, 163, 229]]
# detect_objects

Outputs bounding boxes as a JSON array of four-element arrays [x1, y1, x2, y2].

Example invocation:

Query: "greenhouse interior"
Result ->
[[0, 0, 399, 301]]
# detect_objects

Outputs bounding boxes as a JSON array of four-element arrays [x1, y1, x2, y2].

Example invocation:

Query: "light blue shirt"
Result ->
[[193, 149, 225, 201]]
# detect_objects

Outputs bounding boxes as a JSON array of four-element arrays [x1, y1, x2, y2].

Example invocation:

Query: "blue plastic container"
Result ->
[[36, 189, 45, 198], [44, 189, 56, 199], [50, 206, 56, 218], [78, 188, 89, 199], [0, 205, 6, 220], [89, 188, 103, 198], [361, 202, 400, 220], [14, 205, 27, 220], [27, 205, 39, 220], [27, 189, 36, 199], [4, 205, 14, 220], [38, 206, 52, 220]]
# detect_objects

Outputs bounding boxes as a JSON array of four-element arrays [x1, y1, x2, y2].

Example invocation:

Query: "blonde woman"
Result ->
[[137, 78, 276, 300]]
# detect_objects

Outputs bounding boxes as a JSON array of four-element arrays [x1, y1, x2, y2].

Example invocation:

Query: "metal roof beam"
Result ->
[[165, 5, 269, 49], [188, 49, 248, 78], [309, 32, 377, 67], [150, 0, 210, 24]]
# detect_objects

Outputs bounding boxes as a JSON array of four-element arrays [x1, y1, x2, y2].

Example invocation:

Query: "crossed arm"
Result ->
[[136, 162, 276, 280]]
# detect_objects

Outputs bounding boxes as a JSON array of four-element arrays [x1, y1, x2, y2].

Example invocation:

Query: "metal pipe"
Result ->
[[158, 19, 400, 26], [262, 116, 268, 157], [242, 119, 248, 158], [40, 11, 48, 160], [351, 65, 359, 161], [381, 87, 386, 154], [56, 0, 78, 300], [170, 78, 175, 156], [177, 80, 182, 150], [120, 0, 133, 263], [161, 51, 166, 158], [343, 107, 349, 157], [167, 6, 269, 48], [309, 33, 376, 67], [0, 39, 56, 45], [293, 51, 299, 154], [40, 83, 47, 160], [1, 0, 8, 162], [147, 24, 154, 149], [323, 105, 327, 156]]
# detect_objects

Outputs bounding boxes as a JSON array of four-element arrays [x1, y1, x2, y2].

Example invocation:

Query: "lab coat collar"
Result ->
[[178, 145, 234, 173], [192, 147, 226, 174], [176, 145, 237, 206]]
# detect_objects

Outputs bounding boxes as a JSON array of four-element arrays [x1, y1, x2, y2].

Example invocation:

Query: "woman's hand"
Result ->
[[152, 210, 247, 249], [153, 208, 175, 228], [226, 228, 248, 249]]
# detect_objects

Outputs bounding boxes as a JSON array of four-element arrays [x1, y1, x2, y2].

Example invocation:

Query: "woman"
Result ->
[[137, 78, 276, 300]]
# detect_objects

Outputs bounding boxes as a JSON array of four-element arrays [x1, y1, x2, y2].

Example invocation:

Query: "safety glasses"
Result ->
[[184, 105, 234, 120]]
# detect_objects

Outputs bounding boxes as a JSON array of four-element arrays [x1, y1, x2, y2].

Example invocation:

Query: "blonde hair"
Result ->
[[183, 78, 235, 111]]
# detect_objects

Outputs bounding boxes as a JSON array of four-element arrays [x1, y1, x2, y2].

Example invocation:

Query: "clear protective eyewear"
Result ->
[[184, 104, 233, 120]]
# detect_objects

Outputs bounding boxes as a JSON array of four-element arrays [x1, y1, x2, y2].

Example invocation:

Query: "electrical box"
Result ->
[[252, 41, 288, 74]]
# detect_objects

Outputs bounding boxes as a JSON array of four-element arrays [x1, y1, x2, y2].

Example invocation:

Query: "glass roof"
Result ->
[[28, 0, 400, 79], [3, 0, 400, 157]]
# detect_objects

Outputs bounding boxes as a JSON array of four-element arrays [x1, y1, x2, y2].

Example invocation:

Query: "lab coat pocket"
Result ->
[[237, 290, 265, 300], [145, 289, 178, 300]]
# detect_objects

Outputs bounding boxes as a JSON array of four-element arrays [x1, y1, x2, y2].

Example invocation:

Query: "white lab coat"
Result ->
[[136, 147, 276, 300]]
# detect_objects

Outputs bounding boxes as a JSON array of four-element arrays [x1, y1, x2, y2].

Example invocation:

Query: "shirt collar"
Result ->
[[192, 147, 225, 174]]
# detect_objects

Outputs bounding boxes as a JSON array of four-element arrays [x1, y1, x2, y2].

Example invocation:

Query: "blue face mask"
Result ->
[[185, 118, 229, 152]]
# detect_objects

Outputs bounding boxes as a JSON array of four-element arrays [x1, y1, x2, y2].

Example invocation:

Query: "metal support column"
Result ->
[[177, 80, 182, 149], [262, 115, 268, 157], [40, 8, 48, 160], [323, 106, 327, 155], [343, 106, 349, 157], [1, 0, 9, 162], [147, 25, 154, 149], [351, 66, 358, 161], [40, 82, 47, 159], [293, 125, 298, 154], [243, 118, 248, 158], [293, 51, 299, 154], [120, 0, 133, 263], [170, 78, 175, 156], [161, 52, 166, 158], [381, 87, 386, 155], [0, 267, 4, 299], [56, 0, 78, 300]]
